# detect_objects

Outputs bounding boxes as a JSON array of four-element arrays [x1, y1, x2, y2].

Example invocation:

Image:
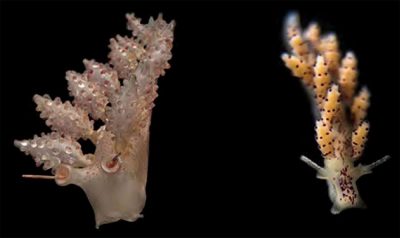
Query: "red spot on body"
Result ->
[[106, 158, 118, 168]]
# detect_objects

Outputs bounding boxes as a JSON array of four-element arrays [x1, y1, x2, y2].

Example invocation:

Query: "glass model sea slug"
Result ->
[[14, 13, 175, 228], [281, 13, 390, 214]]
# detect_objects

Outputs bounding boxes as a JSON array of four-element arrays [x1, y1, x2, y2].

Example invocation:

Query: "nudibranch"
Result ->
[[14, 13, 175, 228], [281, 12, 390, 214]]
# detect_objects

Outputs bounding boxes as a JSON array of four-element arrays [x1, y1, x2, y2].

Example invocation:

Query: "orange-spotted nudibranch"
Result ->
[[14, 13, 175, 228], [281, 12, 390, 214]]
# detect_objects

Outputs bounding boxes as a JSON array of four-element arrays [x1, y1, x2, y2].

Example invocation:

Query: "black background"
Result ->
[[1, 0, 399, 237]]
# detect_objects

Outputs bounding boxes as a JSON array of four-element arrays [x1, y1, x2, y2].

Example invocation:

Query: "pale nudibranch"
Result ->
[[281, 12, 390, 214], [14, 13, 175, 228]]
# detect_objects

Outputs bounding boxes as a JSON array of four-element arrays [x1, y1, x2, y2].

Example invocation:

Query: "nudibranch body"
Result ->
[[281, 12, 390, 214], [14, 13, 175, 228]]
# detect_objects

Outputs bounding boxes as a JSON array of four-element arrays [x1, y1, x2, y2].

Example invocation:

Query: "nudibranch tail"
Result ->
[[14, 13, 175, 228], [282, 12, 390, 214]]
